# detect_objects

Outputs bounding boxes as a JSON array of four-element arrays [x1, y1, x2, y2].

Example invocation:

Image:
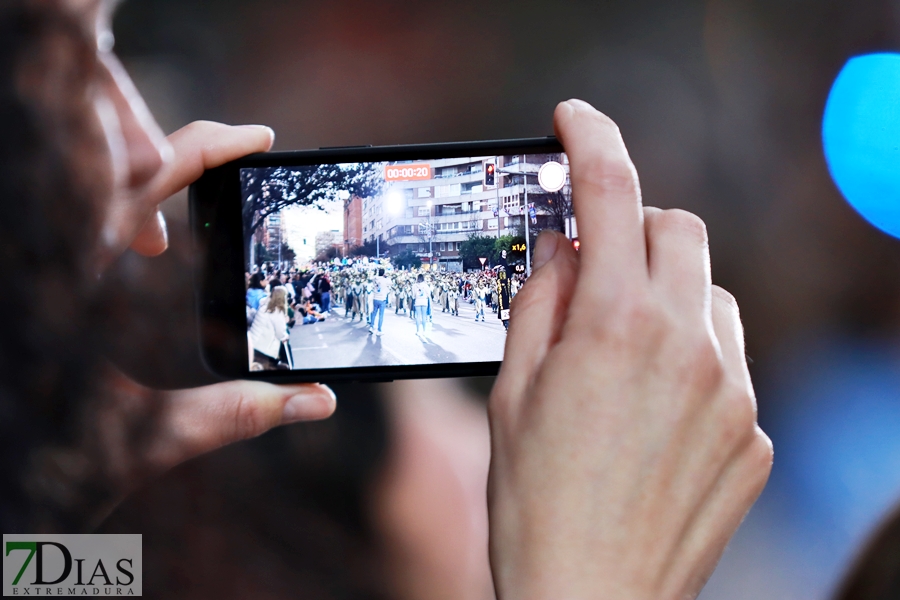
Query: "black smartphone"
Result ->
[[190, 137, 572, 383]]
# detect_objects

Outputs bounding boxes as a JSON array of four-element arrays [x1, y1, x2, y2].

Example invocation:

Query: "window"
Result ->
[[417, 206, 430, 217], [488, 218, 498, 230], [404, 189, 414, 200], [405, 207, 414, 218], [417, 187, 432, 198], [440, 242, 446, 251], [419, 244, 425, 252]]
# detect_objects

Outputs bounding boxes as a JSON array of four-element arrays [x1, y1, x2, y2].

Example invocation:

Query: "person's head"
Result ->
[[417, 274, 424, 283], [17, 1, 170, 264], [0, 0, 170, 531], [249, 273, 264, 290], [378, 268, 385, 277], [266, 286, 288, 314]]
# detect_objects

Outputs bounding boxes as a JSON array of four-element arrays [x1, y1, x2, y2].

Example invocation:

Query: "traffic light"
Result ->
[[484, 163, 495, 186]]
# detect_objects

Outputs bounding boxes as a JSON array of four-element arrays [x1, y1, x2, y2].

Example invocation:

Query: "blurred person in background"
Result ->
[[0, 1, 779, 599]]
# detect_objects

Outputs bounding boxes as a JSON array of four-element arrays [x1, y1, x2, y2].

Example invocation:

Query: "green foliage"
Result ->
[[458, 234, 528, 270], [351, 240, 379, 257], [314, 246, 340, 263], [458, 235, 498, 270], [279, 241, 296, 265], [494, 234, 526, 257], [392, 250, 422, 270], [253, 242, 271, 266], [241, 163, 384, 239]]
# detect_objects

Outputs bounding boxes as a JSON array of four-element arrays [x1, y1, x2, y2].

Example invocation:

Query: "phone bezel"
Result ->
[[190, 136, 564, 383]]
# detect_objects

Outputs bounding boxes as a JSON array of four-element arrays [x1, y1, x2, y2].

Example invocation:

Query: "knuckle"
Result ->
[[232, 389, 269, 440], [685, 336, 725, 388], [612, 296, 667, 338], [509, 281, 543, 319], [712, 285, 740, 312], [658, 209, 708, 245], [181, 120, 214, 136], [717, 381, 758, 440], [745, 431, 775, 485], [583, 160, 640, 196]]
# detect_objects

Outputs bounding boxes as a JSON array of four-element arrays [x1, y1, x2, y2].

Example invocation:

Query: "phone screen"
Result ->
[[240, 152, 571, 373]]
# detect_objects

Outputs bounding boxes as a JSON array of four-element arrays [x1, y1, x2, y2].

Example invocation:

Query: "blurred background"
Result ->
[[99, 0, 900, 598]]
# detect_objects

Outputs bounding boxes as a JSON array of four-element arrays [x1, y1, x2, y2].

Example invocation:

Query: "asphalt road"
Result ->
[[289, 299, 508, 369]]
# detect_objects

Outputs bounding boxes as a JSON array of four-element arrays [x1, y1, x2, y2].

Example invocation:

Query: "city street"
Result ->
[[289, 299, 508, 369]]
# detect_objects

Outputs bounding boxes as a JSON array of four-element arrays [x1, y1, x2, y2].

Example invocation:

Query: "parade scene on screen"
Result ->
[[240, 153, 575, 371]]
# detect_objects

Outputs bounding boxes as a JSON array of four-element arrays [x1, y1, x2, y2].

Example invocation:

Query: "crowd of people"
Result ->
[[246, 257, 527, 370]]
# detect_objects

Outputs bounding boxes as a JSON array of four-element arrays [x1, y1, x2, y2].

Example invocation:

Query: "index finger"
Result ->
[[554, 100, 647, 292], [146, 121, 275, 205]]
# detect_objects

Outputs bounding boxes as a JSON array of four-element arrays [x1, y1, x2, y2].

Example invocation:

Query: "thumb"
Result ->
[[146, 381, 335, 471]]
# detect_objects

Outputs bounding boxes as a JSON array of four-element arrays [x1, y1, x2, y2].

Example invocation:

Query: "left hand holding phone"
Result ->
[[83, 121, 335, 526]]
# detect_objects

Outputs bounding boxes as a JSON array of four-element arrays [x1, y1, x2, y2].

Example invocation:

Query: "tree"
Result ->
[[279, 241, 296, 265], [241, 163, 384, 262], [314, 246, 340, 263], [253, 242, 272, 266], [458, 235, 499, 270], [530, 189, 572, 234], [350, 240, 378, 257], [392, 250, 422, 270]]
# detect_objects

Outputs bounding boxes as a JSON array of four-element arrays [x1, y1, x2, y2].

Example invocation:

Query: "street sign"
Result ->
[[479, 257, 487, 266]]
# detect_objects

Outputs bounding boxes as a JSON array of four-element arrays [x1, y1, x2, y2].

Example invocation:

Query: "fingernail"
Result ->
[[282, 392, 328, 423], [532, 230, 559, 271], [567, 98, 595, 111], [156, 210, 169, 251], [237, 124, 275, 143]]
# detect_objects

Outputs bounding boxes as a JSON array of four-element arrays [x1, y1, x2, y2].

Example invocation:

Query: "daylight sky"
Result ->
[[281, 199, 343, 261]]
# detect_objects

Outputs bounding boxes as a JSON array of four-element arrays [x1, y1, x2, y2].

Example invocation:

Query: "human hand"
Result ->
[[30, 364, 335, 530], [110, 120, 274, 263], [487, 100, 773, 599]]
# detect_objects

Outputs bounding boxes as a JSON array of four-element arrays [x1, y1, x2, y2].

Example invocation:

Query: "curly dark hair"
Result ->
[[0, 0, 111, 532]]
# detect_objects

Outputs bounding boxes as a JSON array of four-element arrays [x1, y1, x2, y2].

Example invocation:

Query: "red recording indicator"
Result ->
[[573, 239, 581, 251], [385, 163, 432, 182]]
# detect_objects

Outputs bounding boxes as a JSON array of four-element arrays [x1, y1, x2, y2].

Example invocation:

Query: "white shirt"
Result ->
[[412, 282, 431, 307], [372, 276, 390, 302], [250, 309, 289, 359]]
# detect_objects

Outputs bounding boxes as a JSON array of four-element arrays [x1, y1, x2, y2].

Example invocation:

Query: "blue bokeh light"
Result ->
[[823, 53, 900, 238]]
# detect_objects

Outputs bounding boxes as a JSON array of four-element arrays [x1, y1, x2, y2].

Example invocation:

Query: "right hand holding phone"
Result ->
[[488, 99, 773, 600]]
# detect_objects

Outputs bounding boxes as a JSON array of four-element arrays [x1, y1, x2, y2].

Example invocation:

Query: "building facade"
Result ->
[[362, 153, 569, 269], [315, 230, 343, 258], [249, 212, 286, 266], [343, 194, 363, 253]]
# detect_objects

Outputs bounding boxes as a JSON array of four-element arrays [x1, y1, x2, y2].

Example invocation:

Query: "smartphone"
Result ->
[[190, 137, 572, 383]]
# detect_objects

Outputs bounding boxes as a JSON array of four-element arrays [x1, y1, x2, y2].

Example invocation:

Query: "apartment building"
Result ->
[[362, 153, 568, 269]]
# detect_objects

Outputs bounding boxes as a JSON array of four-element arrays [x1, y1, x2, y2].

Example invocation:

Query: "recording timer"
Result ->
[[385, 163, 432, 182]]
